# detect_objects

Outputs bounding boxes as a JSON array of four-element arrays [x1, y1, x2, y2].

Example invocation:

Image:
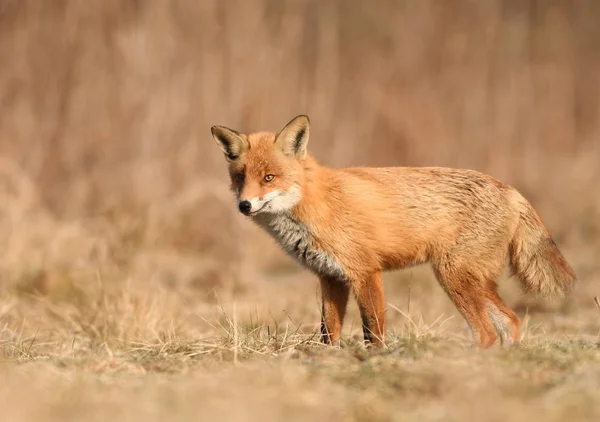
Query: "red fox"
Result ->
[[211, 115, 576, 348]]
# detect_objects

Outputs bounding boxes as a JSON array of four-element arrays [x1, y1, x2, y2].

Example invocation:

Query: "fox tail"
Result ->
[[509, 192, 576, 297]]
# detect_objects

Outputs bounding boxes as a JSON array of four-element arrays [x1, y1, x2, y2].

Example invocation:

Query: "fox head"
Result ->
[[211, 115, 310, 216]]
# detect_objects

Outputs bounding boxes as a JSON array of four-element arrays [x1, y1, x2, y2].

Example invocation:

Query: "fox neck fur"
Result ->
[[252, 162, 347, 280]]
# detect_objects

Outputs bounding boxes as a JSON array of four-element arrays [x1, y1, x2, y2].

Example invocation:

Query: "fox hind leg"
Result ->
[[486, 287, 521, 346], [433, 264, 499, 348]]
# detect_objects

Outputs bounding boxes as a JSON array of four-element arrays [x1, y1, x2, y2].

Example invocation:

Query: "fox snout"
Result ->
[[237, 195, 272, 216], [238, 200, 252, 215]]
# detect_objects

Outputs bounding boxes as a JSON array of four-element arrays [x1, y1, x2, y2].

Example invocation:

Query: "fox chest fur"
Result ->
[[254, 212, 346, 280]]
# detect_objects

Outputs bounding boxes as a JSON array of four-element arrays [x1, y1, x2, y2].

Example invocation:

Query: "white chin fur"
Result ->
[[245, 185, 301, 214]]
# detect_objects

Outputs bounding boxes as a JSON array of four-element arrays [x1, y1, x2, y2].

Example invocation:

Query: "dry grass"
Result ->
[[1, 1, 600, 421], [2, 265, 600, 421], [2, 295, 600, 422]]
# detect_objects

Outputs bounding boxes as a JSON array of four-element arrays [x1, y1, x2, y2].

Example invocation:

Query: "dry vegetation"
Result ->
[[1, 1, 599, 421]]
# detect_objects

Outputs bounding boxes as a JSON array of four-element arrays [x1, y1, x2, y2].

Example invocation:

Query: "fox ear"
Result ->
[[211, 126, 248, 161], [275, 115, 310, 159]]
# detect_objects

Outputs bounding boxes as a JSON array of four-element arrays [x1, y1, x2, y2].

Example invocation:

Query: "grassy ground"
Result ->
[[2, 261, 600, 422], [2, 337, 600, 422]]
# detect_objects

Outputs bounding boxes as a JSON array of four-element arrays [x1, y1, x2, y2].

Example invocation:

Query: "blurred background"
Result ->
[[0, 0, 599, 345]]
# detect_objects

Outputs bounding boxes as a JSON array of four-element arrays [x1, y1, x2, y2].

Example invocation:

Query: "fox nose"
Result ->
[[238, 200, 252, 215]]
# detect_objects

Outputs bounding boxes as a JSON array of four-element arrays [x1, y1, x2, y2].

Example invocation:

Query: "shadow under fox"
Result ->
[[211, 115, 576, 348]]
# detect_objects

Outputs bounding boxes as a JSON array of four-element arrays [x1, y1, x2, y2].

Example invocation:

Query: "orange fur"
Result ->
[[211, 115, 577, 348]]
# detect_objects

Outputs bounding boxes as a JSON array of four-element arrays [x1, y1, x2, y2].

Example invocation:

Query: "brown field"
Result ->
[[1, 1, 599, 421]]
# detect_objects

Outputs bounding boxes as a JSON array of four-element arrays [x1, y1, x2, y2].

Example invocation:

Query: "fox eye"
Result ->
[[263, 174, 275, 183], [235, 173, 245, 182]]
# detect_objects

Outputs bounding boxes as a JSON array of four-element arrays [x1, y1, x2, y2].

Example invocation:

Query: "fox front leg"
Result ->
[[319, 276, 350, 345], [353, 272, 386, 346]]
